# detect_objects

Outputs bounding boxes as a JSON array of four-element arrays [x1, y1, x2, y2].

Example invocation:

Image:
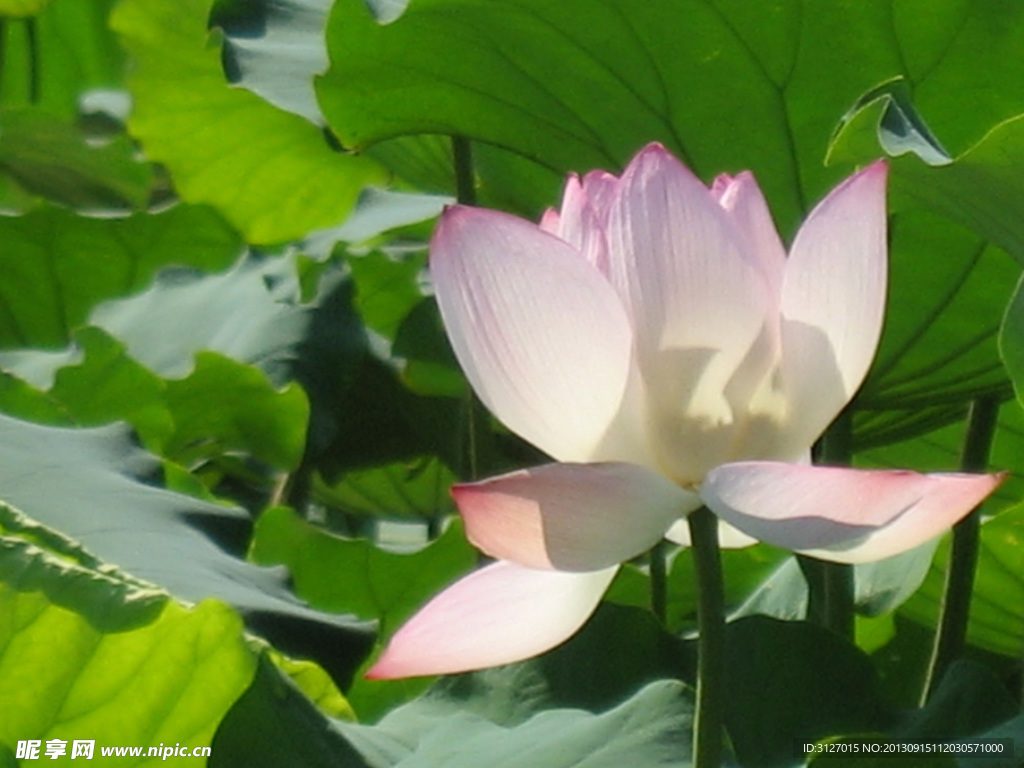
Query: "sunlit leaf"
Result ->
[[0, 509, 256, 758], [111, 0, 385, 243]]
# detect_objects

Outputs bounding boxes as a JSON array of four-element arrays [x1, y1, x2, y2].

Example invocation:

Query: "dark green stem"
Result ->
[[921, 395, 1000, 703], [25, 16, 38, 105], [649, 539, 668, 625], [800, 412, 855, 640], [688, 506, 725, 768], [451, 136, 476, 206]]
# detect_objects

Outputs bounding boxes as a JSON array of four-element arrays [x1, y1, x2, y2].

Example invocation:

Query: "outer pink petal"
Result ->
[[366, 561, 617, 679], [455, 462, 699, 571], [431, 206, 634, 462], [779, 162, 888, 452], [701, 461, 1002, 563], [798, 472, 1005, 563]]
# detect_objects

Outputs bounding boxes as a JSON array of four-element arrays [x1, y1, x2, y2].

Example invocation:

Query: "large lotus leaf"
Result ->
[[0, 203, 240, 350], [213, 603, 693, 767], [319, 0, 1024, 224], [0, 0, 122, 117], [0, 413, 374, 684], [0, 529, 256, 761], [111, 0, 385, 244], [215, 659, 693, 768]]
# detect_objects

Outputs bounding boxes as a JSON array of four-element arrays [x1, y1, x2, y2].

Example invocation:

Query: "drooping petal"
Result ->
[[366, 561, 617, 679], [701, 461, 1001, 563], [604, 144, 774, 482], [798, 471, 1005, 563], [431, 206, 634, 462], [779, 162, 888, 453], [455, 462, 699, 571]]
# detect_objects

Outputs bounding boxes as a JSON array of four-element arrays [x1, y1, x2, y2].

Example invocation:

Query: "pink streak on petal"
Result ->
[[702, 461, 1002, 563], [553, 175, 610, 275], [711, 171, 786, 299], [430, 206, 634, 463], [365, 562, 617, 679], [454, 462, 698, 571], [779, 162, 888, 452]]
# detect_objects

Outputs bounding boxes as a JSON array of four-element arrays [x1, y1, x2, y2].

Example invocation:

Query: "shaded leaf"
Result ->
[[0, 203, 241, 350], [0, 107, 152, 210], [0, 413, 374, 684]]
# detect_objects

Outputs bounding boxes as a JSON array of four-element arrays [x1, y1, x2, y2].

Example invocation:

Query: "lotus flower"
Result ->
[[367, 144, 1001, 679]]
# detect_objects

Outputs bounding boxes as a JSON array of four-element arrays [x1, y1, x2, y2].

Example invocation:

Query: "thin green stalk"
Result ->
[[800, 412, 855, 640], [921, 395, 1000, 703], [452, 136, 476, 206], [649, 539, 668, 625], [688, 506, 725, 768], [26, 16, 38, 105]]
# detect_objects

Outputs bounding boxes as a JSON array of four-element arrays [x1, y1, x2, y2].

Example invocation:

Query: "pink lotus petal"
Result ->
[[799, 471, 1006, 563], [604, 144, 774, 483], [550, 175, 610, 275], [431, 206, 634, 463], [366, 561, 617, 679], [455, 462, 698, 571], [606, 144, 771, 357], [701, 462, 1002, 563], [711, 171, 786, 298], [779, 162, 888, 453]]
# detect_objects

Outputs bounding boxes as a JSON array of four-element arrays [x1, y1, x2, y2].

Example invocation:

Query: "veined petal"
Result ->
[[604, 144, 773, 481], [779, 162, 888, 452], [701, 462, 1001, 563], [431, 206, 634, 462], [550, 175, 610, 275], [711, 171, 786, 298], [366, 562, 617, 679], [606, 144, 771, 357], [798, 471, 1005, 564], [455, 462, 698, 571]]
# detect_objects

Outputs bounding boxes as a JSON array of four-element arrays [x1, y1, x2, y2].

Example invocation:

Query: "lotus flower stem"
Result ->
[[452, 136, 477, 206], [688, 506, 725, 768], [649, 539, 668, 625], [922, 395, 1001, 703], [800, 413, 855, 640]]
